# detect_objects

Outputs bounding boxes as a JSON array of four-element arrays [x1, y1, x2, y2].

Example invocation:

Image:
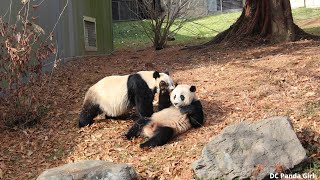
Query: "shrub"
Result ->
[[0, 1, 57, 128], [136, 0, 196, 50]]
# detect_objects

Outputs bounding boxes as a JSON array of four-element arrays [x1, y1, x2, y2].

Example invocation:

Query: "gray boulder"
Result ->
[[37, 160, 137, 180], [192, 116, 307, 180]]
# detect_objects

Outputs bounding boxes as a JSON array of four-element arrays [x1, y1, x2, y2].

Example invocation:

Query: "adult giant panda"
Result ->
[[125, 83, 204, 148], [79, 71, 175, 128]]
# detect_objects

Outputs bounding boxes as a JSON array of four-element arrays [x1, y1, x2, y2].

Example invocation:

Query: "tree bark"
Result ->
[[206, 0, 319, 45]]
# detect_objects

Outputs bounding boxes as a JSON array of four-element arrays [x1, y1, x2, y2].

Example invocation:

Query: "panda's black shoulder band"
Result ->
[[127, 74, 154, 117]]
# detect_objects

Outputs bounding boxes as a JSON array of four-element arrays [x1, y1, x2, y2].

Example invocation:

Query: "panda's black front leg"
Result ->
[[157, 92, 171, 111], [140, 126, 174, 148], [180, 100, 203, 115], [158, 80, 171, 111], [79, 103, 102, 128], [128, 74, 154, 117], [180, 104, 196, 114], [185, 101, 204, 128], [135, 92, 154, 117], [125, 118, 150, 139]]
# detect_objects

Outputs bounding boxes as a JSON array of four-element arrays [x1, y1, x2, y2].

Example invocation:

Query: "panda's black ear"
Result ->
[[190, 86, 196, 92], [153, 71, 160, 79], [164, 70, 169, 75]]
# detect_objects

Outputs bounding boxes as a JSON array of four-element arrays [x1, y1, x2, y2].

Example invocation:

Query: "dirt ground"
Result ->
[[297, 18, 320, 28], [0, 39, 320, 179]]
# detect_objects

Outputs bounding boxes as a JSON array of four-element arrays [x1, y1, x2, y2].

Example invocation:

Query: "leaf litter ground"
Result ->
[[0, 40, 320, 179]]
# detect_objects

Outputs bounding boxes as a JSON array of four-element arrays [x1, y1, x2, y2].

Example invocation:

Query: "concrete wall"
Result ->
[[208, 0, 218, 13], [305, 0, 320, 7], [179, 0, 319, 16], [290, 0, 320, 8], [290, 0, 305, 8], [207, 0, 244, 14], [186, 0, 208, 18]]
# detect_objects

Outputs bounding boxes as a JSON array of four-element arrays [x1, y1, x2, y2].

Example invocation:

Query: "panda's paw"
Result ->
[[140, 141, 157, 148], [140, 143, 151, 148], [125, 131, 138, 140], [125, 133, 133, 140], [180, 105, 194, 114]]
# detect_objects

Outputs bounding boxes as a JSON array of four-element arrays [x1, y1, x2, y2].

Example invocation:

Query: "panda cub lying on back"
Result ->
[[125, 81, 204, 148]]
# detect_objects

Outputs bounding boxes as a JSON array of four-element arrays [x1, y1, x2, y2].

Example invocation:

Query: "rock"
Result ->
[[192, 116, 307, 180], [37, 160, 137, 180]]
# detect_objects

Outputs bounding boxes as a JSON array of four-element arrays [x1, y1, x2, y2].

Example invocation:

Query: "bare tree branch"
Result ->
[[46, 0, 68, 40], [127, 0, 197, 50]]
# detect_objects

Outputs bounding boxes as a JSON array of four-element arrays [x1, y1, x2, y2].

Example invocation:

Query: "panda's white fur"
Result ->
[[138, 71, 174, 92], [79, 71, 175, 127], [142, 106, 190, 137], [84, 75, 130, 117], [170, 84, 198, 108], [126, 84, 204, 148], [143, 85, 199, 137]]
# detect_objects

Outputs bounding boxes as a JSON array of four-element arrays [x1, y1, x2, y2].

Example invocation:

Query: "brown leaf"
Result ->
[[27, 150, 33, 156], [0, 168, 3, 179], [163, 166, 170, 174]]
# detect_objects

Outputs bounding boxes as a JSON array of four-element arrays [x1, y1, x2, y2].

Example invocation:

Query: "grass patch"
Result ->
[[113, 8, 320, 49], [169, 12, 240, 46], [302, 158, 320, 177], [113, 20, 152, 50], [292, 8, 320, 22]]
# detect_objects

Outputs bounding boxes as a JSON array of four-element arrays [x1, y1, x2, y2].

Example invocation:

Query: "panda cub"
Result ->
[[125, 82, 204, 148], [79, 71, 175, 128]]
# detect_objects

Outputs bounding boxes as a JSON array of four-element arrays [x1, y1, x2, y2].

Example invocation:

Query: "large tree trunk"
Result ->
[[207, 0, 319, 45]]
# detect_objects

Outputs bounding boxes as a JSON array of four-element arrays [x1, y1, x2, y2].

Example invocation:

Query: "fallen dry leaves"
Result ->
[[0, 40, 320, 179]]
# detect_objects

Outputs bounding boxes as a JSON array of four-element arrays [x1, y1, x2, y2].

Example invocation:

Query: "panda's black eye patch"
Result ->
[[174, 95, 176, 99], [180, 95, 185, 101]]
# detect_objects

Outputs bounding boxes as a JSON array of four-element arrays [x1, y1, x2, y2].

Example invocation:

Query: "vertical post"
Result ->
[[136, 0, 139, 19], [304, 0, 306, 7], [118, 1, 121, 20], [220, 0, 223, 12]]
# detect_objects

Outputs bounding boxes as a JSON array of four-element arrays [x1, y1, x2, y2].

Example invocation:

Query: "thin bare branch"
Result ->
[[34, 0, 46, 7], [2, 0, 13, 23], [46, 0, 68, 41], [125, 0, 196, 49]]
